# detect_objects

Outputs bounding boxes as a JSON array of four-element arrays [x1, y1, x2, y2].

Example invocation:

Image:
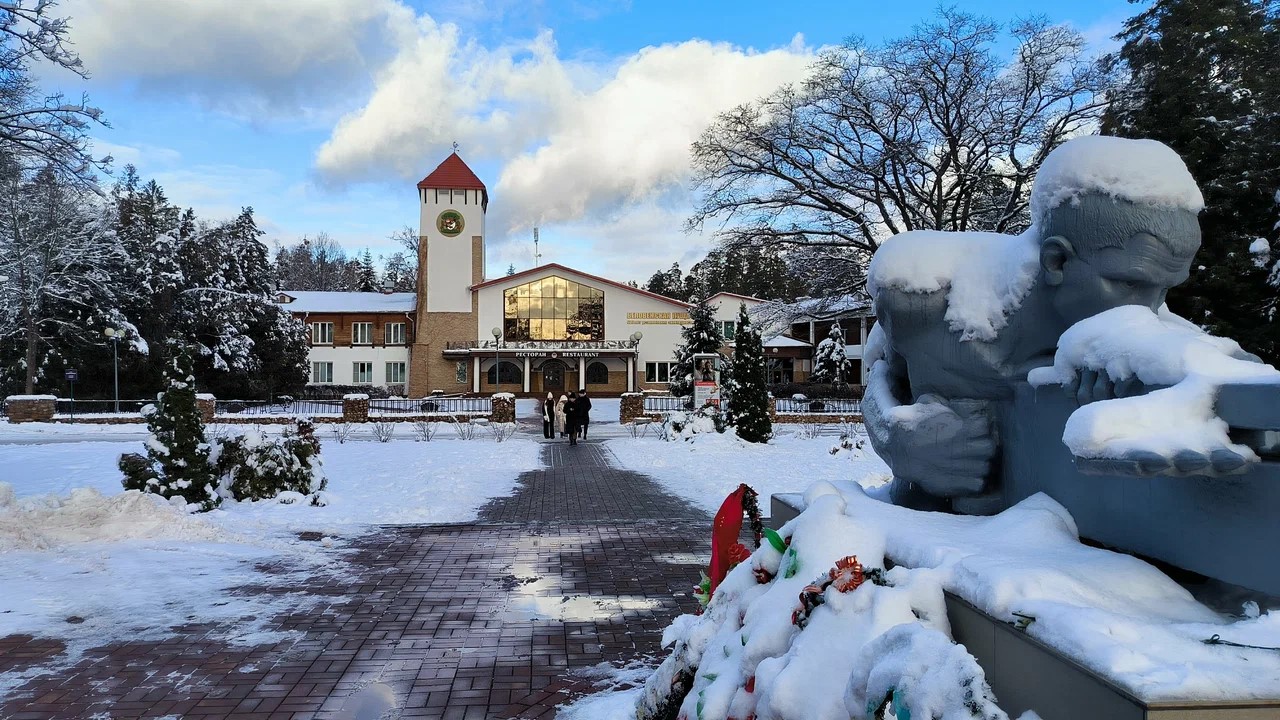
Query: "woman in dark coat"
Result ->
[[565, 391, 580, 446], [542, 392, 555, 439]]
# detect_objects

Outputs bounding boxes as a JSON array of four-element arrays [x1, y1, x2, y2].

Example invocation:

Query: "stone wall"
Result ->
[[620, 393, 645, 424], [4, 395, 56, 423], [491, 394, 515, 423], [196, 394, 216, 423], [342, 394, 370, 422]]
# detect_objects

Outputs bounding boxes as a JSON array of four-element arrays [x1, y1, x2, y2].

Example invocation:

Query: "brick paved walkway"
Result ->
[[0, 435, 712, 719]]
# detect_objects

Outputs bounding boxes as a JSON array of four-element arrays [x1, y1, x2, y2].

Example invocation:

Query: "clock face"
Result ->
[[437, 210, 465, 237]]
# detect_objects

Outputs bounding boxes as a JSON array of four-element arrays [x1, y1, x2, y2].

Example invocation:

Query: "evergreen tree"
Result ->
[[729, 304, 772, 442], [357, 249, 377, 291], [811, 323, 850, 384], [506, 263, 516, 276], [1103, 0, 1280, 363], [123, 344, 219, 511], [669, 291, 728, 397]]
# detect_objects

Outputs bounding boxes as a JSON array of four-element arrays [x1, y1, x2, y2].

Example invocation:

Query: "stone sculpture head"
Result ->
[[1038, 194, 1201, 328]]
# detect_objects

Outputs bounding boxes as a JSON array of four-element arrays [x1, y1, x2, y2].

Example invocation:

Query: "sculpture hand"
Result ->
[[1077, 447, 1254, 477], [1063, 368, 1146, 405], [886, 395, 995, 497]]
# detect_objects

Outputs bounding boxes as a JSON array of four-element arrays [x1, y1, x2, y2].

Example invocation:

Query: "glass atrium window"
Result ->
[[503, 276, 604, 341]]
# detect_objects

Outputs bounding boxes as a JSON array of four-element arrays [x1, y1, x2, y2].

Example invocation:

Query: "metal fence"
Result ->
[[53, 399, 151, 416], [644, 395, 694, 412], [774, 397, 862, 414], [368, 397, 493, 416], [215, 399, 344, 416]]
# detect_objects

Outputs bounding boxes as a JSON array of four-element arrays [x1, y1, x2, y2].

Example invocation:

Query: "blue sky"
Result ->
[[53, 0, 1133, 284]]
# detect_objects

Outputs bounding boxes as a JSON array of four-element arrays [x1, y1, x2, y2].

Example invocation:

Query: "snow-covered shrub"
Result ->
[[371, 420, 397, 442], [489, 422, 517, 442], [212, 422, 326, 503], [664, 405, 727, 440], [118, 346, 220, 512]]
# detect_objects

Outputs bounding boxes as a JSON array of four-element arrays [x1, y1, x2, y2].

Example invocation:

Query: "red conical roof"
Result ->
[[417, 153, 487, 192]]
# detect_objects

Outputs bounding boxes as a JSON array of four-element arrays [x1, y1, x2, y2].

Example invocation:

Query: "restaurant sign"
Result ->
[[514, 351, 601, 358]]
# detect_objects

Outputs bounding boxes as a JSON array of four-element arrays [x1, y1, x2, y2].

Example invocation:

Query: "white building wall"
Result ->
[[420, 187, 485, 313], [306, 346, 411, 386]]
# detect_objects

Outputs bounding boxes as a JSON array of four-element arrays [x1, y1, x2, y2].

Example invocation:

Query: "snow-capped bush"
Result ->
[[119, 346, 219, 512], [665, 405, 727, 440], [211, 421, 326, 504]]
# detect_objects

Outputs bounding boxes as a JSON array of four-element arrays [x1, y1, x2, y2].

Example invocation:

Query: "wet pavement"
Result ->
[[0, 426, 712, 719]]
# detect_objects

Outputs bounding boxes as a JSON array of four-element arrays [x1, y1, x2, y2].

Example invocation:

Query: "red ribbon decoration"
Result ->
[[708, 484, 753, 595]]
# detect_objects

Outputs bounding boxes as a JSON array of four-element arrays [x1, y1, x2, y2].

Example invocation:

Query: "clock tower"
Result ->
[[410, 152, 487, 396]]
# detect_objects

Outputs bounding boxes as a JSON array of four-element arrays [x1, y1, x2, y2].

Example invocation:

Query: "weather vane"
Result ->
[[452, 141, 459, 153]]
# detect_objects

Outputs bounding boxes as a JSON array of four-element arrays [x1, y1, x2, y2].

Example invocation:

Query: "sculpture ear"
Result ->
[[1040, 236, 1074, 286]]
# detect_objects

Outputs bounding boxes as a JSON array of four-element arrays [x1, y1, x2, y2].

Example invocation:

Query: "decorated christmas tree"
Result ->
[[810, 322, 850, 385], [121, 344, 220, 511], [668, 290, 728, 398], [730, 304, 772, 442]]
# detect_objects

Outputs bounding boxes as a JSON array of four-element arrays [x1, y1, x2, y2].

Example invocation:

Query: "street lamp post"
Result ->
[[491, 327, 502, 393], [103, 328, 120, 413], [629, 331, 643, 390]]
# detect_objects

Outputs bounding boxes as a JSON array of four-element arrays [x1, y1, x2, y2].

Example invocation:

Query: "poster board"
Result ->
[[692, 353, 721, 408]]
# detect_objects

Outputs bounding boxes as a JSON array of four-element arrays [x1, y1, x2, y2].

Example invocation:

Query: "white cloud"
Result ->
[[314, 19, 814, 258], [494, 38, 813, 230], [63, 0, 410, 118]]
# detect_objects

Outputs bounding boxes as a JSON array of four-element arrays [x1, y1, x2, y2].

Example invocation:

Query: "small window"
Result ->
[[721, 321, 736, 340], [353, 362, 373, 384], [586, 361, 608, 385], [386, 362, 406, 384], [352, 322, 373, 345], [311, 322, 333, 345], [312, 361, 333, 383], [645, 362, 674, 384], [385, 322, 406, 345], [455, 361, 468, 384]]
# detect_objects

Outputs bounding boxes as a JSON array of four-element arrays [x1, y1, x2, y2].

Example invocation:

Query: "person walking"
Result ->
[[555, 394, 568, 438], [565, 391, 579, 445], [577, 388, 593, 439], [542, 392, 555, 439]]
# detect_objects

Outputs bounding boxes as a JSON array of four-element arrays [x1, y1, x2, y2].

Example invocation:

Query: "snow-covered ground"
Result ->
[[606, 428, 892, 515], [0, 431, 543, 698]]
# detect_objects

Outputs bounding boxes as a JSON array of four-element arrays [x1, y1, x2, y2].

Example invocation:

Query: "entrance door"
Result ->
[[543, 360, 566, 394]]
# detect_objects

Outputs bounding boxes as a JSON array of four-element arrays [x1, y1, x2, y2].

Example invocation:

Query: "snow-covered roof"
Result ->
[[763, 335, 812, 348], [276, 291, 416, 313]]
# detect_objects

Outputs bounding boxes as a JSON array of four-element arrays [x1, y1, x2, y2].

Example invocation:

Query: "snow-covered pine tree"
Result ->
[[669, 290, 727, 398], [126, 344, 219, 511], [0, 159, 134, 393], [730, 304, 772, 442], [1103, 0, 1280, 364], [357, 249, 377, 291], [181, 207, 308, 398], [810, 323, 850, 384]]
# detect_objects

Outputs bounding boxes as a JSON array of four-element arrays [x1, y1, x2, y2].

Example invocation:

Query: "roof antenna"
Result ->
[[533, 226, 541, 267]]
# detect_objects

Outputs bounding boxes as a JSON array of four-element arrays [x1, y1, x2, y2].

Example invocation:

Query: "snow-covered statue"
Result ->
[[864, 136, 1270, 514]]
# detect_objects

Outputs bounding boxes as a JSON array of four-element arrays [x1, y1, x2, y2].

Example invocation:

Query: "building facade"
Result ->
[[280, 152, 864, 396]]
